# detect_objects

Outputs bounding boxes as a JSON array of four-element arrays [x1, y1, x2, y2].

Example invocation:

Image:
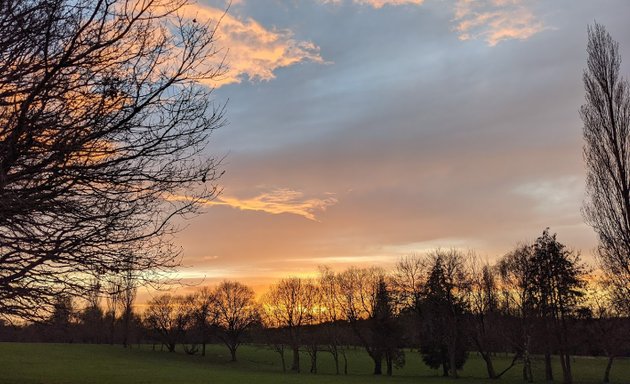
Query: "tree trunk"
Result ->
[[523, 358, 533, 383], [310, 349, 317, 374], [122, 312, 130, 348], [230, 345, 237, 362], [544, 351, 553, 382], [331, 348, 339, 375], [481, 352, 496, 379], [342, 350, 348, 375], [373, 355, 382, 375], [557, 314, 573, 384], [496, 352, 520, 379], [523, 334, 533, 383], [278, 348, 286, 373], [473, 335, 497, 379], [560, 353, 572, 384], [450, 349, 459, 378], [291, 346, 300, 372], [386, 353, 393, 376], [201, 342, 206, 357], [603, 356, 614, 383]]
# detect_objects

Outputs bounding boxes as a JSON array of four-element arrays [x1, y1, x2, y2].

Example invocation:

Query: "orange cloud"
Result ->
[[321, 0, 424, 8], [453, 0, 544, 46], [319, 0, 540, 45], [178, 3, 324, 86], [197, 188, 338, 221]]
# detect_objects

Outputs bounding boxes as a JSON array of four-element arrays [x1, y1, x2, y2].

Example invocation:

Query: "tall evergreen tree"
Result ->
[[419, 250, 468, 377], [372, 278, 404, 376], [528, 229, 586, 384]]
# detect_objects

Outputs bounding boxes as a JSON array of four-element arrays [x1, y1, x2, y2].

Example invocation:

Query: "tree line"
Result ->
[[2, 229, 629, 384]]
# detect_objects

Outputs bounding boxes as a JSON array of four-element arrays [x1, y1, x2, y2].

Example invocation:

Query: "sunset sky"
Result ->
[[164, 0, 630, 294]]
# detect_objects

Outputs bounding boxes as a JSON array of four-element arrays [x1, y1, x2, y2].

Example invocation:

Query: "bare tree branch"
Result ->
[[0, 0, 226, 321]]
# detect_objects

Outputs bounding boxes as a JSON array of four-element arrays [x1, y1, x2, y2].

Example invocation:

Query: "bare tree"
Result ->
[[581, 22, 630, 316], [261, 277, 316, 373], [143, 294, 191, 352], [189, 287, 217, 357], [0, 0, 225, 321], [336, 266, 389, 375], [317, 266, 349, 375], [104, 276, 123, 345], [498, 244, 536, 383], [179, 294, 202, 355], [258, 311, 289, 373], [213, 280, 259, 362], [391, 254, 426, 314], [301, 283, 325, 374], [466, 255, 499, 379]]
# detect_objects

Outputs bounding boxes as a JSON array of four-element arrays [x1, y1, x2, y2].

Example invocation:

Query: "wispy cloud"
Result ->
[[513, 176, 582, 215], [320, 0, 424, 8], [453, 0, 545, 46], [318, 0, 542, 45], [198, 188, 338, 221], [179, 2, 324, 86]]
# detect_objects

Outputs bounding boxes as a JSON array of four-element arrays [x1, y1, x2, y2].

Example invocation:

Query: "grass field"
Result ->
[[0, 343, 628, 384]]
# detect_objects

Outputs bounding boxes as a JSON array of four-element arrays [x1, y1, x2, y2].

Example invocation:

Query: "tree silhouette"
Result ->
[[261, 278, 316, 372], [466, 256, 505, 379], [213, 281, 259, 362], [143, 294, 192, 353], [498, 244, 536, 382], [0, 0, 225, 320], [337, 266, 388, 375], [48, 295, 75, 343], [317, 266, 349, 375], [188, 287, 217, 357], [528, 229, 586, 384], [419, 250, 468, 378], [372, 278, 404, 376], [581, 22, 630, 317]]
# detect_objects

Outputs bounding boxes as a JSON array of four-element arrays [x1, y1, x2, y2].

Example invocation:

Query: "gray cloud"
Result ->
[[178, 0, 630, 283]]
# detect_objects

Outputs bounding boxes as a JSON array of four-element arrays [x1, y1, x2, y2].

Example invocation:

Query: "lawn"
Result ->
[[0, 343, 628, 384]]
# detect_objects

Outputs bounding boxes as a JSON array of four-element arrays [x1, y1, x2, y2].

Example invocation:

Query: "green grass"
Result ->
[[0, 343, 628, 384]]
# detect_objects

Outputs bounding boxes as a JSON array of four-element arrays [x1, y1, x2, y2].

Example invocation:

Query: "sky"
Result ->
[[161, 0, 630, 294]]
